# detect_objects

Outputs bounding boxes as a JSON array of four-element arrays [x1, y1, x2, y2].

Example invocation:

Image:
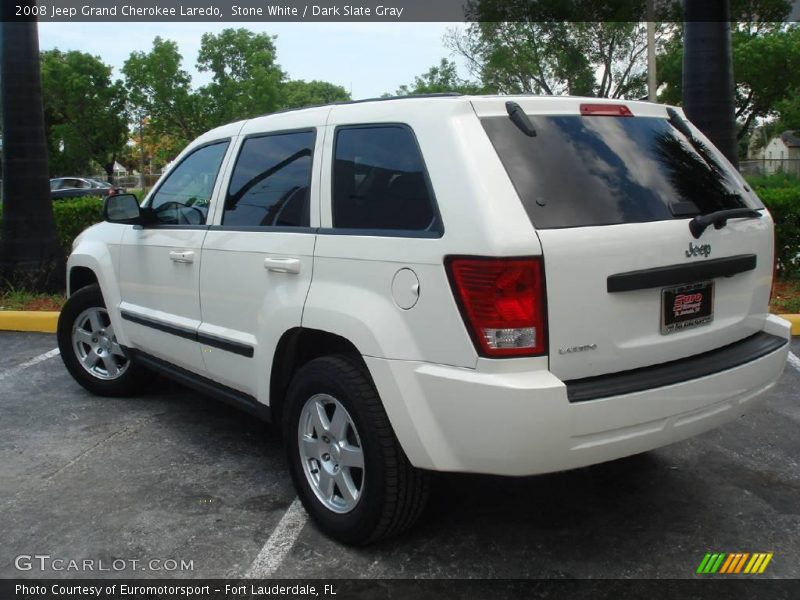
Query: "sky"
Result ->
[[38, 22, 469, 100]]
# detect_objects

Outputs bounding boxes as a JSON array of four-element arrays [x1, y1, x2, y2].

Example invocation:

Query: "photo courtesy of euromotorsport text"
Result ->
[[1, 0, 799, 597]]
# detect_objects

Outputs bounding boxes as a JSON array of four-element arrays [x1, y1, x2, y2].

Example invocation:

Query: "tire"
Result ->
[[57, 284, 150, 397], [284, 354, 430, 544]]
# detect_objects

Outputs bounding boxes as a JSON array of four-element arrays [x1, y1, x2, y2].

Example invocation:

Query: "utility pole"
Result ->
[[647, 0, 657, 102], [138, 113, 145, 192]]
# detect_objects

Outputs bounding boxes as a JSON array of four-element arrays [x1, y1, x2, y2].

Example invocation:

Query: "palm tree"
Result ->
[[682, 0, 739, 168], [0, 1, 64, 290]]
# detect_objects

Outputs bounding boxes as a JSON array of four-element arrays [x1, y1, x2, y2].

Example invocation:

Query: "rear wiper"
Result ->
[[689, 208, 762, 239], [506, 101, 536, 137]]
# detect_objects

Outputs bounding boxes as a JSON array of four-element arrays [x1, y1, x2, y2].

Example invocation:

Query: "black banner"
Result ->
[[3, 0, 799, 23], [2, 579, 800, 600]]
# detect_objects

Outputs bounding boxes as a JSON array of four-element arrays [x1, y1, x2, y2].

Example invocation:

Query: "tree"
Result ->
[[122, 37, 206, 155], [118, 120, 182, 174], [729, 0, 793, 26], [731, 27, 800, 142], [197, 28, 285, 125], [775, 93, 800, 131], [395, 59, 486, 95], [40, 49, 128, 180], [446, 14, 672, 98], [280, 80, 350, 109], [0, 6, 63, 289], [658, 3, 799, 142], [123, 31, 355, 161]]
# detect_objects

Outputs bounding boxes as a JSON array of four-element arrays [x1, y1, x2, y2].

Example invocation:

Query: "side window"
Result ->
[[149, 141, 229, 225], [332, 125, 439, 233], [223, 131, 315, 228]]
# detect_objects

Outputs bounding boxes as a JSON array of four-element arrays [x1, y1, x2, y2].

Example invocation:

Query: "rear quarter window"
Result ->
[[332, 125, 441, 234]]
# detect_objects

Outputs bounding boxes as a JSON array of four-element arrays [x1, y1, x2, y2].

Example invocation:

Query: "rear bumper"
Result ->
[[366, 315, 791, 476]]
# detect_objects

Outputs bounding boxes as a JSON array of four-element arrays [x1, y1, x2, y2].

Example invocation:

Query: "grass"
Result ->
[[745, 172, 800, 190], [771, 279, 800, 314], [0, 288, 65, 311]]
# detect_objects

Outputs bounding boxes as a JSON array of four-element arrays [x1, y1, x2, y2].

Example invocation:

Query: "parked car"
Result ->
[[50, 177, 125, 200], [57, 95, 790, 544]]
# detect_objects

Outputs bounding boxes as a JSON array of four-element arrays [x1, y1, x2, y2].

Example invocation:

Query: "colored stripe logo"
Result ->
[[696, 552, 773, 574]]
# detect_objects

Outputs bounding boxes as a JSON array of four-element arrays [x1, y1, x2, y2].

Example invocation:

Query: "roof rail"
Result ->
[[253, 92, 465, 119]]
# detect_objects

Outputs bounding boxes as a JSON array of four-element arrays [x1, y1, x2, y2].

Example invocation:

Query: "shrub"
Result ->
[[745, 172, 800, 190], [753, 185, 800, 279], [51, 196, 104, 255], [0, 196, 104, 251]]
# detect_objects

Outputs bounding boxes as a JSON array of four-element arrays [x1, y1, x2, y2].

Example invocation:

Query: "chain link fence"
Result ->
[[739, 159, 800, 178], [89, 173, 162, 191]]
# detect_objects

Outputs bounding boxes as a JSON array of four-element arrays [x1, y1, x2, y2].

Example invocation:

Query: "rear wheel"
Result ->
[[285, 354, 430, 544], [57, 284, 150, 396]]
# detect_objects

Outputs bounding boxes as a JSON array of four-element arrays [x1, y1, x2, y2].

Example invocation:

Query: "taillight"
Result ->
[[446, 256, 547, 357], [580, 103, 633, 117]]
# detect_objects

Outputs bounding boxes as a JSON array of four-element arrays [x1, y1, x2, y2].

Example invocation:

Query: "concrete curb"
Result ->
[[0, 311, 60, 334], [0, 310, 799, 336]]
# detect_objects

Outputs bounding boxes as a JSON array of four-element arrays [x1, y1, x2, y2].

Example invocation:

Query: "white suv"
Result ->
[[58, 95, 791, 544]]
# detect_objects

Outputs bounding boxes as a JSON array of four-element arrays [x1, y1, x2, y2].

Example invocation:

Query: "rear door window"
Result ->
[[332, 125, 441, 233], [481, 115, 761, 229], [223, 130, 315, 228]]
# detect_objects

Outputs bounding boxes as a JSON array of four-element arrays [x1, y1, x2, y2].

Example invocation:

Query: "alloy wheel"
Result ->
[[71, 307, 129, 380], [298, 393, 365, 513]]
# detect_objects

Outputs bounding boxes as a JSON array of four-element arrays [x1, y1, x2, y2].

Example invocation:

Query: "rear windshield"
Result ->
[[481, 114, 762, 229]]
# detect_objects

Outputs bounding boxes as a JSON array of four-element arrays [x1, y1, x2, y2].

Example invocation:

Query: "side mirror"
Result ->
[[103, 194, 142, 224]]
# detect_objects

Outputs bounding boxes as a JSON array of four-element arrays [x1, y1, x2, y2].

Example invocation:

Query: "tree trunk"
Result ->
[[104, 156, 115, 183], [682, 0, 739, 168], [0, 3, 64, 290]]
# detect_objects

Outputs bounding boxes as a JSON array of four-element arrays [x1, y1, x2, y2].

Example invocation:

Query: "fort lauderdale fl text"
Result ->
[[43, 3, 406, 18]]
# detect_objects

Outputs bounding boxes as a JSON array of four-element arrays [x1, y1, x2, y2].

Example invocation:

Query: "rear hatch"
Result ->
[[473, 97, 773, 381]]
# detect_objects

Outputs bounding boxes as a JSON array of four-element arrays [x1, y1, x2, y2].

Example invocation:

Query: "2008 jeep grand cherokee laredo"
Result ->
[[58, 95, 790, 544]]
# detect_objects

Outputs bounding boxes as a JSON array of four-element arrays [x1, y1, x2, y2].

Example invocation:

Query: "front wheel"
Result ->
[[284, 354, 430, 544], [57, 284, 150, 397]]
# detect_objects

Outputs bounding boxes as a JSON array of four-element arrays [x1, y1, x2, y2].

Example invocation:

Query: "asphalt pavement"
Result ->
[[1, 331, 798, 579]]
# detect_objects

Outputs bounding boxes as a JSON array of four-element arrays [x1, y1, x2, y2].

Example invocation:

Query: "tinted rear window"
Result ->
[[224, 131, 314, 228], [481, 115, 761, 229]]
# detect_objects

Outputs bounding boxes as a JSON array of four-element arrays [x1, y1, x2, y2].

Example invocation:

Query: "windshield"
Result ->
[[481, 115, 762, 229]]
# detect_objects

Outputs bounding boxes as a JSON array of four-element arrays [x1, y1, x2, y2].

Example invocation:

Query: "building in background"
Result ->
[[743, 130, 800, 177]]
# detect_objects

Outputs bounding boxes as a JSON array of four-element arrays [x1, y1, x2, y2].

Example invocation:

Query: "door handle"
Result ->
[[264, 257, 301, 274], [169, 250, 195, 264]]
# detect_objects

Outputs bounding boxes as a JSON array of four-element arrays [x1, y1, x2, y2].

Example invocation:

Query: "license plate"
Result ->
[[661, 281, 714, 335]]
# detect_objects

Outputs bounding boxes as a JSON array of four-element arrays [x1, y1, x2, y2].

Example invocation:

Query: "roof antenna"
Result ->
[[506, 101, 537, 137]]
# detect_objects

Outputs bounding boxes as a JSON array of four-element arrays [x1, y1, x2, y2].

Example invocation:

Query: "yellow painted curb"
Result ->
[[779, 314, 800, 336], [0, 311, 59, 333]]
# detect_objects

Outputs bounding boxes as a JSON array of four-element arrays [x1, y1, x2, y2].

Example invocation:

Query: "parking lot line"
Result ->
[[245, 497, 308, 578], [788, 351, 800, 373], [0, 348, 60, 382]]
